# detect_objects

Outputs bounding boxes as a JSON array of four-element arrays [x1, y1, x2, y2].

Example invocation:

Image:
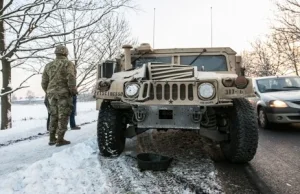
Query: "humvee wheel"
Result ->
[[97, 102, 126, 157], [220, 98, 258, 163]]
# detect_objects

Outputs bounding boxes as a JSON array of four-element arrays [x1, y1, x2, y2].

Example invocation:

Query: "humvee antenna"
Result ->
[[211, 6, 213, 47], [153, 8, 156, 48]]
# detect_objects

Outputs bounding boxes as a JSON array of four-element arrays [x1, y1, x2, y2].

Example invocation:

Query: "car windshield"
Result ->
[[256, 77, 300, 93], [180, 55, 228, 71], [133, 56, 172, 68]]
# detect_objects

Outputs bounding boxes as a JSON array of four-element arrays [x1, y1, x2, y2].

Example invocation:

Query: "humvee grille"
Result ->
[[141, 82, 195, 101], [148, 64, 195, 80]]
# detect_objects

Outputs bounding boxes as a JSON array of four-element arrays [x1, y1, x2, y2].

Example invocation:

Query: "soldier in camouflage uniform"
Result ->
[[44, 96, 50, 131], [41, 45, 78, 146]]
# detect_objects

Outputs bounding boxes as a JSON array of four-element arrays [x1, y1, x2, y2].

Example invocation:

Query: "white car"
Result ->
[[249, 75, 300, 129]]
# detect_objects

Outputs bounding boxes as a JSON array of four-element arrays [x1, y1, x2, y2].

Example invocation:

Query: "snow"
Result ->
[[0, 122, 98, 177], [0, 101, 224, 194], [0, 139, 110, 194], [0, 135, 223, 194], [0, 101, 97, 145]]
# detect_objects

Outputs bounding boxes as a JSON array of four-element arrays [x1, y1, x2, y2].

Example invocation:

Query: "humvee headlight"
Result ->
[[198, 83, 215, 99], [125, 83, 140, 97]]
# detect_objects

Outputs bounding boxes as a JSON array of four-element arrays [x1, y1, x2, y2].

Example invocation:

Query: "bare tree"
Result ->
[[51, 8, 138, 94], [0, 0, 135, 129], [243, 39, 277, 77], [271, 0, 300, 74], [268, 30, 300, 75], [76, 14, 138, 93], [273, 0, 300, 39], [242, 36, 286, 77], [26, 90, 35, 101], [241, 50, 256, 77]]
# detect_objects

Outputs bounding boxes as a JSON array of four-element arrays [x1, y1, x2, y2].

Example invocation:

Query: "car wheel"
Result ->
[[258, 107, 271, 129]]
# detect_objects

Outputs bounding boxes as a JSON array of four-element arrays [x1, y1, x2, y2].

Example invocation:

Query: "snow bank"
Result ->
[[0, 132, 223, 194], [0, 101, 98, 145], [0, 139, 110, 194], [6, 101, 95, 123]]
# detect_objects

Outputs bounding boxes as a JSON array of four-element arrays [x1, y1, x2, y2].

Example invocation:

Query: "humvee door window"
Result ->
[[134, 56, 172, 68], [180, 55, 228, 71]]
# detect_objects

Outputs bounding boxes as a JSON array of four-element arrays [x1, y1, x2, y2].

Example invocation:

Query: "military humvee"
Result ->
[[94, 43, 258, 163]]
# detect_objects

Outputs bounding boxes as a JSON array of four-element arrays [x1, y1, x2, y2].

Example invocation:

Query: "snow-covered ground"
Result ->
[[0, 101, 97, 146], [0, 102, 224, 194]]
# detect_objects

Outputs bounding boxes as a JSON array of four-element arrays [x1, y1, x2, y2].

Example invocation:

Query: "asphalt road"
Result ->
[[248, 124, 300, 194]]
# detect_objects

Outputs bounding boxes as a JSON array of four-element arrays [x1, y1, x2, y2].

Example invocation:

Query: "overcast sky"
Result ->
[[2, 0, 276, 98]]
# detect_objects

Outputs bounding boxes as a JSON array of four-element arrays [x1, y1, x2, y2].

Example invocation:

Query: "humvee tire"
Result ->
[[97, 102, 126, 157], [220, 98, 258, 163]]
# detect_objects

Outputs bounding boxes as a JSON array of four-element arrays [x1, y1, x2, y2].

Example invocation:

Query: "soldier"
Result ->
[[69, 95, 81, 130], [41, 45, 77, 146], [44, 95, 50, 131]]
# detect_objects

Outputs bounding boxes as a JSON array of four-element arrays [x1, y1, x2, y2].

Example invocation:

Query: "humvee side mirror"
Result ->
[[235, 56, 243, 76], [240, 67, 246, 76], [102, 61, 114, 78]]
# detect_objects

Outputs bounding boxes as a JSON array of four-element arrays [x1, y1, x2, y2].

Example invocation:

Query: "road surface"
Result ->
[[249, 124, 300, 194], [1, 120, 300, 194]]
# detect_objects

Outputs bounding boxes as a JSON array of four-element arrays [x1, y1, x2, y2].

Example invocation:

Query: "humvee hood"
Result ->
[[109, 63, 238, 81], [111, 64, 147, 81], [194, 71, 238, 80]]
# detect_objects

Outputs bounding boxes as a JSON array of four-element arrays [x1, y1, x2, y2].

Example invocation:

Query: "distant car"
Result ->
[[249, 75, 300, 129]]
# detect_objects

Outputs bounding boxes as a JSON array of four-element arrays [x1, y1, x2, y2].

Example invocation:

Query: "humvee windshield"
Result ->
[[180, 55, 228, 71], [133, 56, 172, 68], [132, 55, 228, 71]]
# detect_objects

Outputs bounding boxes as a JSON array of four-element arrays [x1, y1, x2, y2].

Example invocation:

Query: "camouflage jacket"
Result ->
[[41, 56, 76, 95]]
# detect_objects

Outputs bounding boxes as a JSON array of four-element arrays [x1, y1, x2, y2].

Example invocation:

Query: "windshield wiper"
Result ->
[[283, 86, 300, 88], [264, 89, 284, 92], [130, 50, 153, 69], [189, 48, 207, 65]]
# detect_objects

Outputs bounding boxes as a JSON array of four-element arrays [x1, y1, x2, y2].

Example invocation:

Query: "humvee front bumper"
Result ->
[[133, 105, 206, 129]]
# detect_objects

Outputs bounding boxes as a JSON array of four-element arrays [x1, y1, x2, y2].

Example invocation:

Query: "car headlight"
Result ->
[[269, 100, 288, 108], [125, 83, 140, 97], [198, 83, 215, 99]]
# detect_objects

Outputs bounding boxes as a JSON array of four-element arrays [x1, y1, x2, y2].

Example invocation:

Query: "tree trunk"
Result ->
[[0, 0, 12, 129], [1, 59, 12, 129]]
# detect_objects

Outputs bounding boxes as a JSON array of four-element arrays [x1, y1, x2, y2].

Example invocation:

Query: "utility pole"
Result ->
[[153, 8, 156, 48], [210, 7, 212, 47]]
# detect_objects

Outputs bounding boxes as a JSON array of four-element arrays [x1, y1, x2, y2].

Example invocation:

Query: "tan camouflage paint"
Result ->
[[95, 44, 255, 110]]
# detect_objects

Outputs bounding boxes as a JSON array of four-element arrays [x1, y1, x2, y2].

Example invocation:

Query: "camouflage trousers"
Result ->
[[47, 93, 73, 137]]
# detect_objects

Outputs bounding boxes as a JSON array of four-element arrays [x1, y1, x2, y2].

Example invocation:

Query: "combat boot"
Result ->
[[56, 132, 71, 147], [48, 133, 57, 146]]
